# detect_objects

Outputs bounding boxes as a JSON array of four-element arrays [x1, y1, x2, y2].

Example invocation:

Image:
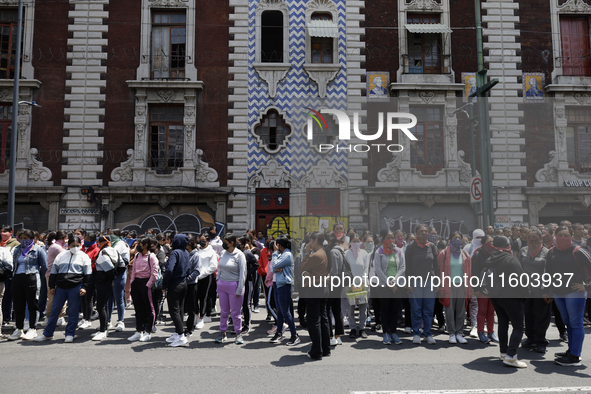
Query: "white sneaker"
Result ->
[[56, 317, 65, 327], [7, 328, 23, 341], [64, 335, 74, 343], [78, 320, 92, 329], [426, 336, 436, 345], [139, 332, 151, 342], [115, 321, 125, 331], [469, 326, 478, 338], [166, 333, 180, 343], [456, 334, 468, 344], [499, 353, 507, 361], [343, 316, 350, 327], [336, 337, 342, 345], [92, 331, 108, 341], [77, 319, 86, 328], [412, 335, 421, 344], [330, 337, 338, 346], [128, 332, 142, 342], [203, 316, 212, 323], [23, 329, 38, 340], [34, 334, 53, 342], [171, 334, 189, 347], [449, 334, 457, 344], [196, 319, 205, 329], [503, 355, 527, 368], [90, 311, 99, 320], [405, 327, 412, 334]]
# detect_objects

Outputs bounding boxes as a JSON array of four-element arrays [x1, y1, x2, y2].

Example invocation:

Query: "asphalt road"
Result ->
[[2, 304, 590, 394]]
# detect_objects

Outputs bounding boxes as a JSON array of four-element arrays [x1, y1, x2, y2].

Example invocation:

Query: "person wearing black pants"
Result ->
[[490, 298, 526, 360], [307, 298, 331, 359], [11, 273, 39, 335], [95, 280, 113, 336], [433, 298, 445, 332], [162, 234, 190, 347], [184, 238, 200, 337], [524, 298, 551, 350], [130, 278, 154, 338], [92, 235, 118, 341], [240, 239, 259, 333], [380, 295, 401, 345]]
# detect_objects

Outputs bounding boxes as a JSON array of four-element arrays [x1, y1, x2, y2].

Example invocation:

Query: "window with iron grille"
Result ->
[[149, 106, 184, 174], [152, 12, 186, 79], [254, 109, 291, 152], [0, 10, 22, 79], [566, 107, 591, 174], [407, 14, 441, 75], [409, 106, 444, 175], [0, 104, 12, 173]]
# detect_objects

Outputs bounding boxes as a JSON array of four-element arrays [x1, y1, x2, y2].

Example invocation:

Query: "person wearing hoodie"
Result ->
[[7, 229, 47, 341], [162, 233, 191, 347], [269, 236, 299, 346], [438, 231, 472, 345], [465, 229, 485, 338], [471, 234, 498, 344], [544, 226, 591, 367], [193, 231, 218, 328], [79, 231, 99, 330], [35, 234, 92, 343], [486, 236, 530, 368], [184, 235, 200, 338], [215, 233, 246, 345], [517, 227, 550, 354], [373, 230, 406, 345], [43, 230, 68, 329], [345, 233, 371, 339], [91, 235, 118, 341]]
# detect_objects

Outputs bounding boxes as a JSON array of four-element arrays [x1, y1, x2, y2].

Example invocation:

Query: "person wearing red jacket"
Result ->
[[259, 243, 272, 322], [438, 231, 472, 345]]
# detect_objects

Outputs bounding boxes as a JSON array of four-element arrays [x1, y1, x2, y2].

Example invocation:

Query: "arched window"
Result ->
[[310, 12, 334, 63]]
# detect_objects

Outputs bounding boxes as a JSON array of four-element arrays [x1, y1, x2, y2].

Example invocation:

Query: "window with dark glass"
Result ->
[[310, 111, 338, 147], [0, 10, 22, 79], [311, 13, 333, 63], [152, 12, 186, 79], [255, 109, 290, 151], [560, 16, 591, 77], [566, 107, 591, 174], [407, 14, 441, 74], [150, 106, 184, 174], [409, 106, 444, 175], [261, 11, 284, 62], [0, 104, 12, 173]]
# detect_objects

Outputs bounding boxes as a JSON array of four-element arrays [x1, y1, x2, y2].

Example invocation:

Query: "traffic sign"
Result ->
[[470, 177, 482, 204]]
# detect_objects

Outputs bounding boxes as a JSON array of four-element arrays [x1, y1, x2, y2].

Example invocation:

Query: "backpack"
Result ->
[[480, 254, 501, 298], [100, 249, 120, 281], [136, 252, 162, 288]]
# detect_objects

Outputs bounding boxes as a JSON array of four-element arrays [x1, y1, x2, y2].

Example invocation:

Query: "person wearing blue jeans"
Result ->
[[408, 279, 436, 339], [544, 225, 591, 367], [41, 283, 84, 341], [108, 269, 127, 331]]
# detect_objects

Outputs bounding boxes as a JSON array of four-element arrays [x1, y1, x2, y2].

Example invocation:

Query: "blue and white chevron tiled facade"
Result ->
[[228, 0, 367, 233]]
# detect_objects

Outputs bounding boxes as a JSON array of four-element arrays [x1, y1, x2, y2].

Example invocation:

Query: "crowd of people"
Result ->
[[0, 221, 590, 368]]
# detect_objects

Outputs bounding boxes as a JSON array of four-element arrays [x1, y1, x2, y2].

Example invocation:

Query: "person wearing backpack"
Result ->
[[127, 237, 159, 343], [438, 231, 472, 345], [35, 234, 92, 343], [486, 236, 530, 368], [107, 231, 130, 333], [517, 227, 550, 354], [544, 226, 591, 367], [90, 235, 118, 341], [373, 230, 406, 345]]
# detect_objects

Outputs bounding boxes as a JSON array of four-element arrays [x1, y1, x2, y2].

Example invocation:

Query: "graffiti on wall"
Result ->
[[383, 216, 468, 240], [116, 204, 225, 236], [266, 215, 349, 241]]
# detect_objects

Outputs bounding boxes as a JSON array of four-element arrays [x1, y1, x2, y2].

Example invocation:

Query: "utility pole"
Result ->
[[7, 0, 24, 228], [470, 0, 498, 229]]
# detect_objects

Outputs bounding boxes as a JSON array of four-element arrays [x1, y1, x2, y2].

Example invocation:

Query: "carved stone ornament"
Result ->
[[28, 148, 52, 182], [557, 126, 566, 140], [557, 0, 591, 12], [419, 195, 437, 208], [18, 123, 27, 139], [458, 150, 476, 183], [185, 124, 194, 140], [253, 65, 291, 99], [251, 106, 294, 154], [194, 149, 219, 183], [377, 153, 402, 182], [111, 149, 134, 183], [535, 150, 559, 183], [307, 0, 338, 12], [303, 65, 341, 99], [0, 0, 19, 5], [300, 159, 346, 188], [405, 0, 443, 11], [136, 106, 146, 116], [419, 91, 436, 103], [136, 123, 146, 139], [0, 89, 10, 101], [556, 108, 565, 118], [257, 0, 289, 12], [185, 106, 195, 117], [157, 90, 175, 102], [248, 159, 294, 188], [148, 0, 189, 7], [574, 93, 591, 105]]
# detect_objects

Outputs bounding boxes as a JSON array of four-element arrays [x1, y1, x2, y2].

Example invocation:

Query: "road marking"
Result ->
[[352, 388, 591, 394]]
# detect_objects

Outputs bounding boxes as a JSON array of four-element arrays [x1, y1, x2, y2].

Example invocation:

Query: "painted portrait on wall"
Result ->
[[523, 72, 545, 102], [461, 72, 477, 103], [367, 71, 389, 102]]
